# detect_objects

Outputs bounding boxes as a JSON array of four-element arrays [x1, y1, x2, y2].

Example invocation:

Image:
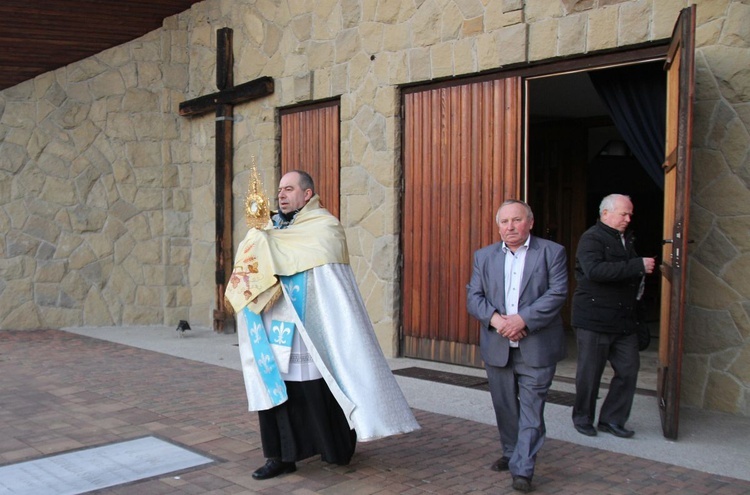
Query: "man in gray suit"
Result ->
[[467, 200, 568, 493]]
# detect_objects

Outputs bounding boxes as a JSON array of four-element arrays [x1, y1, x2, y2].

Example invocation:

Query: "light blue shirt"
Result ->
[[502, 236, 531, 348]]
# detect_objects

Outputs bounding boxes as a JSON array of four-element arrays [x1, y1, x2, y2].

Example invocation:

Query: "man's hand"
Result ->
[[490, 312, 527, 342], [643, 257, 656, 274]]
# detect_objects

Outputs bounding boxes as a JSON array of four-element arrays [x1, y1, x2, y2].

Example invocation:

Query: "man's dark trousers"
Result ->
[[572, 329, 640, 427]]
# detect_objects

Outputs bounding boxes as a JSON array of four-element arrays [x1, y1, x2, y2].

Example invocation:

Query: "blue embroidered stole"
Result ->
[[242, 271, 307, 407]]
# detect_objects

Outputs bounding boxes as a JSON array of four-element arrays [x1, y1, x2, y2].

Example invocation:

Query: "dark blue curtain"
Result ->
[[588, 63, 666, 190]]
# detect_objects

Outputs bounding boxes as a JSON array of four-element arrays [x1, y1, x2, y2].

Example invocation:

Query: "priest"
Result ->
[[226, 168, 419, 480]]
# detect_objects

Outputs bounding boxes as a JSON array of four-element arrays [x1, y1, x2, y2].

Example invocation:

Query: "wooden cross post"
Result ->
[[179, 27, 274, 333]]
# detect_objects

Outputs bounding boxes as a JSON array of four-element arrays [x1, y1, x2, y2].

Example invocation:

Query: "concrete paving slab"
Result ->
[[0, 436, 213, 495]]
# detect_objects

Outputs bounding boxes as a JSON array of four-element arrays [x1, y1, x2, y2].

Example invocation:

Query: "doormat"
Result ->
[[0, 436, 214, 495], [392, 366, 577, 407], [392, 366, 488, 388]]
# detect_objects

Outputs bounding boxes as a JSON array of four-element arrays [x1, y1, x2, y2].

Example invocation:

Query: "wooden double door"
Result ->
[[400, 7, 695, 439]]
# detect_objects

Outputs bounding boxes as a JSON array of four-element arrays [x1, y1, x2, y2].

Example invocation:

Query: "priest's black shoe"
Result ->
[[597, 422, 634, 438], [574, 424, 597, 437], [252, 459, 297, 480]]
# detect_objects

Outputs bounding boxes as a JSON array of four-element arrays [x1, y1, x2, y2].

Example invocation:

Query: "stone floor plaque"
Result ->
[[0, 436, 214, 495]]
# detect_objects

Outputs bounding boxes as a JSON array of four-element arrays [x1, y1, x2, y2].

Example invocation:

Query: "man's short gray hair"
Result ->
[[496, 199, 534, 224], [599, 194, 631, 216]]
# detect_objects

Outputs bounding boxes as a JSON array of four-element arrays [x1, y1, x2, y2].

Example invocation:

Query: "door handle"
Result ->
[[662, 239, 695, 245]]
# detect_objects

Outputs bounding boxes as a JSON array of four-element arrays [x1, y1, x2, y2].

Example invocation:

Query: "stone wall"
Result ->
[[0, 22, 193, 328], [683, 1, 750, 416], [1, 0, 748, 415]]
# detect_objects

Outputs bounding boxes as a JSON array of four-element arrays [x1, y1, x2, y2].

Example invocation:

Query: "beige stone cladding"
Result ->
[[0, 0, 749, 416]]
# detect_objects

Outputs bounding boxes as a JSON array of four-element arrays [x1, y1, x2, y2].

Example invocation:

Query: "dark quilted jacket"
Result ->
[[572, 220, 647, 334]]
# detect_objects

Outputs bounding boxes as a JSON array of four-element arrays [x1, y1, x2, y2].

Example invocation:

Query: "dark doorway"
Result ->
[[526, 63, 666, 390]]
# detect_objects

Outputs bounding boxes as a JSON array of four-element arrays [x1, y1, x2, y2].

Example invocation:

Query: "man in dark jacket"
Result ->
[[571, 194, 655, 438]]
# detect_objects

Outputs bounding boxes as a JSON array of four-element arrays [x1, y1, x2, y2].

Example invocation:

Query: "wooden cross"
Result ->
[[179, 27, 274, 333]]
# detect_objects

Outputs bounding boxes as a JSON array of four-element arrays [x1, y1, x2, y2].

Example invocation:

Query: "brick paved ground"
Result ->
[[1, 330, 748, 495]]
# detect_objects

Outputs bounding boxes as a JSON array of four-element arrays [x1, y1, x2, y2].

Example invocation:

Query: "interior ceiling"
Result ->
[[529, 71, 608, 120], [0, 0, 204, 91]]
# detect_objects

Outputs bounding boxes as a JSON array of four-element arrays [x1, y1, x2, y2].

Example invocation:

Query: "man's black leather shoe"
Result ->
[[598, 422, 634, 438], [490, 456, 510, 472], [252, 459, 297, 480], [512, 475, 533, 493], [574, 424, 597, 437]]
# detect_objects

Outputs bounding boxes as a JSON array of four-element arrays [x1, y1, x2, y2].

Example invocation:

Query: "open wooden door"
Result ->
[[658, 5, 695, 440]]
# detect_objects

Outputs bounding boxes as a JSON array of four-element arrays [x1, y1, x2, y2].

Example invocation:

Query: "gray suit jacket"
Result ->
[[466, 236, 568, 368]]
